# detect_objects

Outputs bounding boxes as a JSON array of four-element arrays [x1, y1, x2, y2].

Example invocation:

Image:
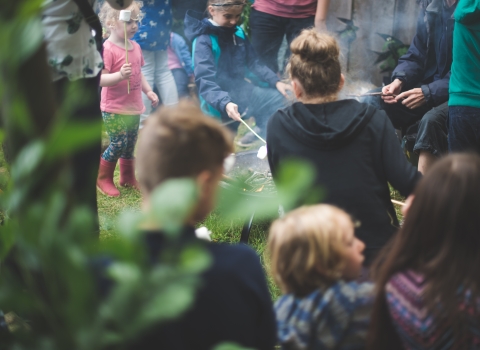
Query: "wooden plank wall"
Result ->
[[327, 0, 420, 86]]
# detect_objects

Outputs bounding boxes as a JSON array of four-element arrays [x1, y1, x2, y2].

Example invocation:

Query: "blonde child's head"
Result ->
[[207, 0, 246, 26], [98, 1, 144, 39], [287, 29, 343, 100], [268, 204, 365, 297]]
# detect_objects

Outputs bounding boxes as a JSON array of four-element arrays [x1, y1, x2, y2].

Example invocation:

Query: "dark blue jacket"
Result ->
[[184, 11, 279, 117], [392, 0, 455, 108]]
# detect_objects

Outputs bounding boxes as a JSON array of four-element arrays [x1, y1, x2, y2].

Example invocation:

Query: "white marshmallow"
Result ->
[[119, 10, 131, 22], [195, 227, 212, 241], [257, 145, 268, 160]]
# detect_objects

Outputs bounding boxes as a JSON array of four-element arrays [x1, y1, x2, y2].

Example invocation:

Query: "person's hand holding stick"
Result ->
[[119, 10, 131, 94]]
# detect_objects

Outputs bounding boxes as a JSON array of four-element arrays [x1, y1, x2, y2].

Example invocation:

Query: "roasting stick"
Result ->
[[239, 118, 266, 144], [119, 10, 131, 94], [391, 199, 405, 206]]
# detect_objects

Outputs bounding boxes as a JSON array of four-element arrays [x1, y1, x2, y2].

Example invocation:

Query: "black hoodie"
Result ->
[[267, 100, 421, 263]]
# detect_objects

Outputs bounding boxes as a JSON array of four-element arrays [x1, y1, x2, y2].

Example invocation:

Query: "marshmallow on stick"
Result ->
[[119, 10, 131, 94]]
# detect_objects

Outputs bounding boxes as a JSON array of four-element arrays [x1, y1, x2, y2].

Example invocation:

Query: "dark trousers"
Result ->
[[53, 75, 102, 235], [171, 68, 190, 99], [363, 88, 448, 156], [448, 105, 480, 153], [249, 8, 314, 73]]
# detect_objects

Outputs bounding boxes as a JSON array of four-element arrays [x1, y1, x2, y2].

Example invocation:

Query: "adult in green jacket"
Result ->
[[449, 0, 480, 153]]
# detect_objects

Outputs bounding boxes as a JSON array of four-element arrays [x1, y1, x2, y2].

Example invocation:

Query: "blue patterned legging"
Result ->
[[101, 112, 140, 162]]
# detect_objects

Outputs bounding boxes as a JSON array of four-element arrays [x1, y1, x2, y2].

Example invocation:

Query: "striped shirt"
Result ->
[[275, 281, 374, 350]]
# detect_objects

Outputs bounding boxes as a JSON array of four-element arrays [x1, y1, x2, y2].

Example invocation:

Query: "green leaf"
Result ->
[[45, 121, 102, 160], [149, 179, 198, 237], [213, 342, 256, 350], [179, 244, 212, 274], [10, 140, 44, 181], [16, 18, 44, 64]]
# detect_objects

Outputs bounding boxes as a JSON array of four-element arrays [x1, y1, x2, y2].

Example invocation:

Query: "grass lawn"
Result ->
[[98, 122, 406, 300]]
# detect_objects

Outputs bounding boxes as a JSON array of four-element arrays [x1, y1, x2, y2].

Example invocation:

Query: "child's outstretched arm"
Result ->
[[141, 73, 159, 108], [194, 35, 234, 115], [100, 63, 132, 87]]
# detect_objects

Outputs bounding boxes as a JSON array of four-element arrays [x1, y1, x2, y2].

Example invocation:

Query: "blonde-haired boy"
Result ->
[[268, 204, 374, 349]]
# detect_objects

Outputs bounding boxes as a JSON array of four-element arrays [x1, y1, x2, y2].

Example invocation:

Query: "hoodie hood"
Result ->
[[184, 10, 238, 43], [277, 99, 376, 150]]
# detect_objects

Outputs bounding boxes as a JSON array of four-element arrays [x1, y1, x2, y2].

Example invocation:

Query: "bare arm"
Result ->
[[315, 0, 330, 31], [141, 73, 152, 94], [141, 73, 159, 108], [100, 63, 132, 87]]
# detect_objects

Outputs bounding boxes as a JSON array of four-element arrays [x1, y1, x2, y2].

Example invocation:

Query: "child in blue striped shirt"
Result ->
[[268, 204, 374, 350]]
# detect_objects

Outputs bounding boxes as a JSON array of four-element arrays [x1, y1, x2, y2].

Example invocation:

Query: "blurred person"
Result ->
[[364, 0, 458, 174], [269, 204, 373, 350], [448, 0, 480, 154], [368, 154, 480, 349], [133, 0, 178, 127], [167, 32, 194, 99], [131, 101, 277, 350], [41, 0, 134, 231], [267, 29, 421, 265], [249, 0, 331, 74]]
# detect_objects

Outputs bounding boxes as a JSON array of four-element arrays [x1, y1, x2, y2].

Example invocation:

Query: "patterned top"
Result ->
[[42, 0, 103, 82], [386, 270, 480, 349], [275, 281, 374, 350], [133, 0, 172, 51]]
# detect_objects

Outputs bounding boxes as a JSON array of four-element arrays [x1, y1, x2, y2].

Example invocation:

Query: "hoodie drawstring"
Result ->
[[233, 34, 237, 45]]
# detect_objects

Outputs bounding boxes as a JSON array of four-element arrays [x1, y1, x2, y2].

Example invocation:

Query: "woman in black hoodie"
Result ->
[[267, 29, 421, 265]]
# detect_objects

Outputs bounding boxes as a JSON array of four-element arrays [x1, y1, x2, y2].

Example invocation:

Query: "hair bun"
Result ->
[[290, 31, 339, 64]]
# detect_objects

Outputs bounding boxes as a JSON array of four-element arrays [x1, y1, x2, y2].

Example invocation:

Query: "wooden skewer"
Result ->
[[347, 92, 397, 98], [238, 118, 266, 144], [124, 22, 130, 94], [391, 199, 405, 206]]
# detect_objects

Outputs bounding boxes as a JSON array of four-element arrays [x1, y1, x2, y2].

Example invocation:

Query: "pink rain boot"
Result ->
[[96, 158, 120, 197], [119, 158, 140, 190]]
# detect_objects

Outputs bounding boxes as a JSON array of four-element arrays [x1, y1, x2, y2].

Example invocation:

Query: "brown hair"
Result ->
[[98, 1, 144, 38], [268, 205, 354, 297], [207, 0, 246, 18], [136, 101, 233, 196], [368, 153, 480, 349], [287, 29, 342, 98]]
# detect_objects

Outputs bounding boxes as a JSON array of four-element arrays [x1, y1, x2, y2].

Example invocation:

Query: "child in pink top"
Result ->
[[97, 1, 158, 197]]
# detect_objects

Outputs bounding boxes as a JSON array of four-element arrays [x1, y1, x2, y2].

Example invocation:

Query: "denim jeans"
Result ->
[[448, 105, 480, 153], [171, 68, 190, 99], [140, 50, 178, 125], [249, 8, 314, 73]]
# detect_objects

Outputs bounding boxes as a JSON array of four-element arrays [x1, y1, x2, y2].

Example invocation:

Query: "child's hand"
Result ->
[[147, 91, 159, 108], [276, 81, 293, 97], [226, 102, 242, 121], [120, 63, 132, 80]]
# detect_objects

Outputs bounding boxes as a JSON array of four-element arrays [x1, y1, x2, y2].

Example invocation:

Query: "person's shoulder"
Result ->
[[334, 280, 375, 301], [207, 243, 264, 279]]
